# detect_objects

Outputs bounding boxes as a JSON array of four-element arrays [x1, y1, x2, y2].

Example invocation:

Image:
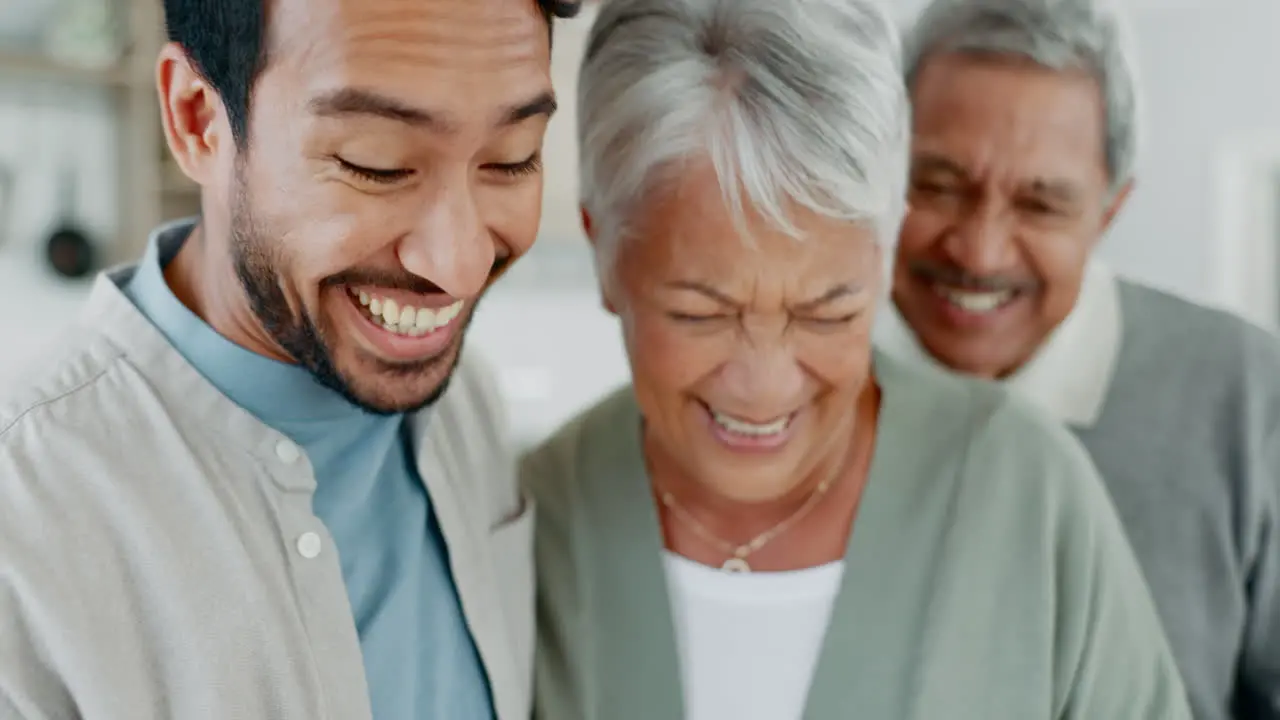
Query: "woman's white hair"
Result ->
[[577, 0, 910, 279], [904, 0, 1140, 195]]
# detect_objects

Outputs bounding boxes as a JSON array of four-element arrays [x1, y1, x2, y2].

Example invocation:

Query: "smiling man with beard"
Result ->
[[0, 0, 579, 718]]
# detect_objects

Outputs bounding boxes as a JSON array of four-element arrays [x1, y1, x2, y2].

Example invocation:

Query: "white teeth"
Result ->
[[350, 289, 465, 338], [397, 305, 416, 330], [415, 307, 434, 335], [711, 410, 791, 437], [939, 287, 1014, 313], [381, 299, 400, 326]]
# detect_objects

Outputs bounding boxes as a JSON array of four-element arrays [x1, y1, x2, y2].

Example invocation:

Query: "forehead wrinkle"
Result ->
[[633, 161, 877, 309], [709, 255, 848, 310], [338, 0, 547, 66], [911, 62, 1111, 194], [342, 26, 547, 69], [266, 0, 549, 88]]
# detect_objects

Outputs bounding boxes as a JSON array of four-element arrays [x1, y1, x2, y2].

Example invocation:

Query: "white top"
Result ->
[[874, 260, 1123, 428], [662, 552, 846, 720]]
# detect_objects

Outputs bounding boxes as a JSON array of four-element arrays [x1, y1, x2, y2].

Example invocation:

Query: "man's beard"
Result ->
[[227, 193, 468, 415]]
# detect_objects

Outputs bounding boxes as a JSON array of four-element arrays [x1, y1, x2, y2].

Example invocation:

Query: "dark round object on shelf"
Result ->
[[45, 226, 97, 280]]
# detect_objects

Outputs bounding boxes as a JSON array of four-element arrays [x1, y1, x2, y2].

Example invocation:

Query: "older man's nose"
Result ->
[[397, 179, 494, 299], [942, 204, 1018, 275]]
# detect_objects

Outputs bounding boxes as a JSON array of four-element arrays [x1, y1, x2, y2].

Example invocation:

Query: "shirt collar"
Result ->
[[63, 224, 458, 495], [873, 260, 1123, 428], [122, 219, 372, 425]]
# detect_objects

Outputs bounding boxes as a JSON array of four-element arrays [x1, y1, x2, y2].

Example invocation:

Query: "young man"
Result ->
[[0, 0, 578, 718], [877, 1, 1279, 718]]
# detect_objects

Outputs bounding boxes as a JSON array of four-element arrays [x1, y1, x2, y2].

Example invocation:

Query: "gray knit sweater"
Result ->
[[1072, 280, 1280, 720]]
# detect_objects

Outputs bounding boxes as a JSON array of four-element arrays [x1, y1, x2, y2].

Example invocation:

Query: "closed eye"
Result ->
[[1018, 198, 1059, 215], [333, 156, 412, 184], [483, 152, 542, 178], [668, 312, 731, 323], [802, 314, 859, 327]]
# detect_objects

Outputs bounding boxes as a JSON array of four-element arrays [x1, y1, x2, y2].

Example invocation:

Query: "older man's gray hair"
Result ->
[[904, 0, 1140, 195], [577, 0, 910, 278]]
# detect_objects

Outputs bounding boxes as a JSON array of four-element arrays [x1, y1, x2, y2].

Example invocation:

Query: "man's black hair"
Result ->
[[162, 0, 582, 148]]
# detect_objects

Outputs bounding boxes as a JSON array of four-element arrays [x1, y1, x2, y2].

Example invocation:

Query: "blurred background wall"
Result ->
[[0, 0, 1277, 446]]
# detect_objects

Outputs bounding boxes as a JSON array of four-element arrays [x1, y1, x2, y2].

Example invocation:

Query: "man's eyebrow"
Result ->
[[913, 150, 1082, 203], [307, 88, 557, 131], [1026, 177, 1081, 203], [911, 152, 968, 178], [505, 91, 558, 125], [309, 88, 443, 127]]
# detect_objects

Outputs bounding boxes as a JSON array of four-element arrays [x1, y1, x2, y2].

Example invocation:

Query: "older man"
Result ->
[[0, 0, 578, 718], [876, 1, 1280, 718]]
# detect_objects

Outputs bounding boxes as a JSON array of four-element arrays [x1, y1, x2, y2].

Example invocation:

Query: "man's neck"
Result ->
[[164, 224, 293, 365]]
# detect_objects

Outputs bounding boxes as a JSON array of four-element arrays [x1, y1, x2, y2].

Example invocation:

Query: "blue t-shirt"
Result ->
[[123, 226, 495, 719]]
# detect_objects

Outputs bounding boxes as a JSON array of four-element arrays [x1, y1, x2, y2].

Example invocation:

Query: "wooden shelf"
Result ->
[[0, 48, 132, 87], [0, 2, 171, 264]]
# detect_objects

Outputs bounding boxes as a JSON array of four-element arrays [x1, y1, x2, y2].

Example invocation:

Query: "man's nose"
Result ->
[[397, 178, 494, 298], [941, 202, 1018, 276]]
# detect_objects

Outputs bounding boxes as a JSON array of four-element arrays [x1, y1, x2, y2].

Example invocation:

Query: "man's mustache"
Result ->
[[322, 255, 512, 295], [906, 259, 1037, 293]]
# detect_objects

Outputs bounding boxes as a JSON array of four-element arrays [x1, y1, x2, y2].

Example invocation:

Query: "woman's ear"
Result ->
[[600, 285, 618, 316], [581, 207, 619, 315]]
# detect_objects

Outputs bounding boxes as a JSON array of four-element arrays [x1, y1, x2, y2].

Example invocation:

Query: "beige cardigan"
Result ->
[[0, 267, 533, 719]]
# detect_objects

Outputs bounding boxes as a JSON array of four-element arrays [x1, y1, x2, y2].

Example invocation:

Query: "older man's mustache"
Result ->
[[906, 259, 1038, 293]]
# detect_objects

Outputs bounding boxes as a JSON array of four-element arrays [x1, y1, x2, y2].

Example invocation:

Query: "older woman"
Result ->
[[522, 0, 1191, 718]]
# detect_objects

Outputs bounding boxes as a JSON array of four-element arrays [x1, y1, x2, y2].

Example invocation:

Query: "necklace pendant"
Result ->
[[721, 557, 751, 573]]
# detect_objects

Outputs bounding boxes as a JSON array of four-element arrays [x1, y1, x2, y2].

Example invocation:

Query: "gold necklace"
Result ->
[[658, 476, 836, 573]]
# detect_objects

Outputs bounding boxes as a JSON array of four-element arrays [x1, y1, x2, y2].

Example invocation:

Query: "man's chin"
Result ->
[[321, 340, 465, 415], [924, 338, 1025, 380], [355, 378, 455, 415], [293, 293, 481, 415]]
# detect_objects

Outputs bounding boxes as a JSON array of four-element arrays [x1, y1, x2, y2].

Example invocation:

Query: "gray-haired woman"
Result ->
[[522, 0, 1191, 718]]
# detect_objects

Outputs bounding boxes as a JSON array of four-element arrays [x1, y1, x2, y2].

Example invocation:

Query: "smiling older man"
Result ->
[[876, 1, 1280, 718]]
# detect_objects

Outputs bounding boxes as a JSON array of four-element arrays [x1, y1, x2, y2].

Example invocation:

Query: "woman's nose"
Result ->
[[717, 343, 805, 415]]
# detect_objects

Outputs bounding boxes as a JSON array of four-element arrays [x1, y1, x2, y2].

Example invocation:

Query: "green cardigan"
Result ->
[[521, 352, 1191, 719]]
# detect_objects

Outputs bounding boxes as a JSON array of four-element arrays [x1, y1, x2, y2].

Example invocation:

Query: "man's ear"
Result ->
[[157, 42, 228, 187], [1101, 179, 1134, 231]]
